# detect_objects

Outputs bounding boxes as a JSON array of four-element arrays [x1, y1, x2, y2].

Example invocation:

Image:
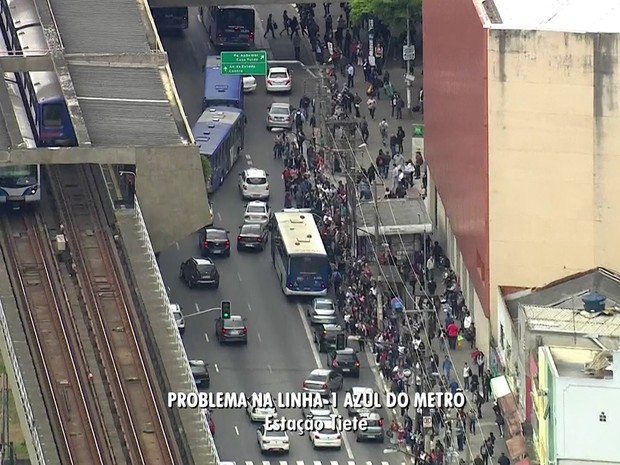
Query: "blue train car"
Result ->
[[8, 0, 77, 146], [193, 107, 245, 193]]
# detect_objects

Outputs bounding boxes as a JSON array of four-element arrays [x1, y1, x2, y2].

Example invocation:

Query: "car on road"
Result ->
[[237, 223, 268, 251], [257, 426, 289, 453], [170, 303, 185, 335], [239, 168, 270, 200], [215, 315, 248, 344], [179, 257, 220, 289], [190, 360, 210, 388], [345, 387, 376, 417], [327, 348, 361, 377], [266, 102, 293, 130], [309, 419, 341, 449], [265, 66, 292, 93], [204, 409, 215, 435], [302, 368, 343, 396], [314, 324, 345, 353], [356, 411, 384, 442], [302, 403, 335, 419], [307, 298, 337, 325], [243, 75, 257, 92], [247, 397, 277, 421], [243, 201, 271, 228], [199, 227, 231, 257]]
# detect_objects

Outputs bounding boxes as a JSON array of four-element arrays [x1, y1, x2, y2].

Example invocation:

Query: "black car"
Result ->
[[314, 324, 345, 353], [237, 223, 268, 251], [199, 228, 231, 257], [190, 360, 210, 388], [327, 348, 360, 377], [179, 257, 220, 289], [215, 315, 248, 344]]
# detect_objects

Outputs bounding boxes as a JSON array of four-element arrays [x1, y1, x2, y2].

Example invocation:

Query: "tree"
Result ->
[[200, 155, 211, 192], [350, 0, 422, 36]]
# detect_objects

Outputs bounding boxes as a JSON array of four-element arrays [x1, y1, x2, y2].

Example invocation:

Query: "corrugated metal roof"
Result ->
[[522, 305, 620, 337], [490, 0, 620, 33], [48, 0, 150, 54], [68, 65, 181, 146]]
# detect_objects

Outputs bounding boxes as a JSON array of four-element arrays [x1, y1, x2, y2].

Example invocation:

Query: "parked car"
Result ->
[[170, 303, 185, 335], [190, 360, 210, 388]]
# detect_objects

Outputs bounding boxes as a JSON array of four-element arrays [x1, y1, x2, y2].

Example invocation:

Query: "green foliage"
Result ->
[[350, 0, 422, 36], [200, 155, 211, 191]]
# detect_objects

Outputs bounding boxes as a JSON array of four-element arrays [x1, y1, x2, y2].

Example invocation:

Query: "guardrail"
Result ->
[[0, 301, 47, 465], [133, 198, 220, 465]]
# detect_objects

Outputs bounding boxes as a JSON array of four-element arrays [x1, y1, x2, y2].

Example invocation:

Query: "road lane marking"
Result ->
[[247, 160, 253, 165], [204, 333, 209, 343], [245, 154, 251, 159], [257, 332, 262, 343], [313, 461, 321, 465], [217, 212, 222, 221], [195, 303, 200, 312], [268, 364, 273, 374], [280, 461, 287, 465], [331, 461, 339, 465], [262, 461, 270, 465], [296, 303, 354, 460], [214, 363, 219, 373], [382, 462, 390, 465], [348, 461, 356, 465], [246, 461, 253, 465], [297, 461, 304, 465], [366, 462, 373, 465], [175, 241, 179, 250], [234, 426, 239, 435], [237, 272, 243, 282], [247, 303, 252, 312]]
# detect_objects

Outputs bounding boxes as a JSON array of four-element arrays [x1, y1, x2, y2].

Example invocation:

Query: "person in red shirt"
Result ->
[[447, 321, 459, 350]]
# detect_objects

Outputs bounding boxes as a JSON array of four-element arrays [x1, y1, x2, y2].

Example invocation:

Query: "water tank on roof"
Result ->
[[582, 292, 606, 313]]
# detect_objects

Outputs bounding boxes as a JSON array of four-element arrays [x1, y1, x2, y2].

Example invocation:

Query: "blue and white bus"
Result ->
[[193, 107, 245, 193], [270, 211, 330, 296], [203, 60, 244, 111], [151, 7, 189, 32], [200, 7, 255, 50]]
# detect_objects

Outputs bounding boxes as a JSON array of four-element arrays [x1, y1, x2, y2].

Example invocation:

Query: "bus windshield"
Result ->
[[290, 255, 327, 274], [0, 165, 38, 188]]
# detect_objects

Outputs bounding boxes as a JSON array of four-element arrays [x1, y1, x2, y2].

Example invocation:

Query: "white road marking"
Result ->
[[313, 461, 322, 465], [280, 461, 287, 465], [204, 333, 210, 343], [382, 461, 391, 465], [366, 462, 373, 465], [217, 212, 222, 221], [214, 363, 219, 373], [296, 303, 354, 460], [297, 461, 305, 465], [348, 461, 356, 465], [247, 160, 253, 165], [195, 303, 200, 312], [331, 461, 339, 465], [257, 332, 262, 343], [262, 461, 270, 465], [238, 272, 243, 281], [247, 303, 252, 312], [175, 241, 180, 250], [245, 153, 252, 159], [246, 461, 253, 465], [234, 426, 239, 435], [268, 364, 273, 374]]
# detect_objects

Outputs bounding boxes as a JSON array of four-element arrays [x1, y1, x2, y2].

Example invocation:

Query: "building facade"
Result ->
[[423, 0, 620, 352]]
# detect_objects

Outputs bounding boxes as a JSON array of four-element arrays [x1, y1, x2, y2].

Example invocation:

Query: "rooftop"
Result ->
[[479, 0, 620, 33], [547, 346, 616, 379], [274, 211, 325, 255], [356, 198, 432, 236], [522, 305, 620, 338]]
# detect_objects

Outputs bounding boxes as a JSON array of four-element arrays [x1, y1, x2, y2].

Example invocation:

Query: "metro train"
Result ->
[[6, 0, 77, 147]]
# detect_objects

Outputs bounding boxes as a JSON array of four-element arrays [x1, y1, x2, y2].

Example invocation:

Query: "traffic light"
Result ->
[[336, 333, 346, 350], [221, 300, 231, 319]]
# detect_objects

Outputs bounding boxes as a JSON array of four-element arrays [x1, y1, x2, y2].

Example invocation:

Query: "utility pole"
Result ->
[[405, 4, 414, 111], [373, 178, 383, 330]]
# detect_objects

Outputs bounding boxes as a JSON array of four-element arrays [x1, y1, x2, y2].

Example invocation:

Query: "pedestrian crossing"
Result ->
[[241, 461, 407, 465]]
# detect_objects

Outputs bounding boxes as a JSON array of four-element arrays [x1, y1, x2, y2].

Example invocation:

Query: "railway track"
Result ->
[[48, 164, 178, 465], [0, 210, 112, 465]]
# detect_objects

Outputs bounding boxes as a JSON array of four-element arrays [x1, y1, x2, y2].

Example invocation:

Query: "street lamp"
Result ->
[[184, 307, 222, 319]]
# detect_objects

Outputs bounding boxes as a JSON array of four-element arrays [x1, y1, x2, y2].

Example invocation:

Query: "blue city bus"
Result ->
[[203, 61, 244, 111], [151, 7, 189, 32], [270, 211, 330, 296], [193, 107, 245, 193], [200, 7, 255, 50]]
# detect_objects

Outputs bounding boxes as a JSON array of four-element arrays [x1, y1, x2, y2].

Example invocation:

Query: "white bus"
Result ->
[[270, 211, 330, 296]]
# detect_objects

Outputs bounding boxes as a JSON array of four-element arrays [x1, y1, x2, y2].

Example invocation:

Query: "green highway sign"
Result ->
[[220, 51, 268, 75], [412, 124, 424, 137]]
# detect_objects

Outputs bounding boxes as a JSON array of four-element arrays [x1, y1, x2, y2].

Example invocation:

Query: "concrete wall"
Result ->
[[423, 0, 490, 317], [135, 145, 211, 252], [487, 30, 620, 302]]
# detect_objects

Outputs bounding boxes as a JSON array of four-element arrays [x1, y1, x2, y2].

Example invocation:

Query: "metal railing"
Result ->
[[0, 301, 46, 465], [133, 198, 220, 465]]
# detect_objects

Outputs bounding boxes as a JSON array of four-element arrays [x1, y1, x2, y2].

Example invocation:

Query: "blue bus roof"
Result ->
[[193, 107, 243, 156], [204, 65, 242, 101]]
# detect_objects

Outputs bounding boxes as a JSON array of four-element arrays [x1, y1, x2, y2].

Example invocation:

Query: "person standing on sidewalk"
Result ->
[[292, 33, 301, 61], [498, 452, 511, 465], [495, 410, 506, 438], [379, 118, 389, 145], [442, 355, 453, 380], [463, 363, 472, 390], [447, 320, 459, 350], [396, 125, 405, 153], [353, 92, 362, 118], [366, 95, 377, 119], [346, 62, 355, 87]]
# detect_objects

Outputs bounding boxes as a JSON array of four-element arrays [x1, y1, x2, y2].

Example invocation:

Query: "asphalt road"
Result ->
[[157, 8, 400, 464]]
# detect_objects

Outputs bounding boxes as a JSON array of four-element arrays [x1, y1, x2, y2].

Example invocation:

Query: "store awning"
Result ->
[[490, 375, 512, 399]]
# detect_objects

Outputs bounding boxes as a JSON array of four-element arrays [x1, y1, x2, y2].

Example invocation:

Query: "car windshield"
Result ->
[[271, 106, 289, 115], [207, 230, 227, 239], [307, 373, 327, 382], [196, 264, 213, 273], [247, 205, 266, 214], [336, 353, 357, 362], [270, 71, 288, 79], [315, 301, 334, 310], [264, 430, 286, 438], [246, 177, 266, 185], [241, 224, 262, 235], [223, 317, 244, 329], [321, 426, 337, 434]]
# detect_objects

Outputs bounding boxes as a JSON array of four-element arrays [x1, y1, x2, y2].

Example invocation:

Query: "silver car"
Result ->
[[356, 411, 384, 442], [302, 369, 343, 396], [244, 201, 271, 228], [170, 303, 185, 335], [266, 102, 293, 130], [307, 298, 337, 325]]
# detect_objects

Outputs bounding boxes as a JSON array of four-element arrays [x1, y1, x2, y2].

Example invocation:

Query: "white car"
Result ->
[[246, 399, 277, 422], [170, 303, 185, 335], [309, 420, 342, 449], [239, 168, 270, 200], [302, 404, 335, 419], [243, 75, 257, 92], [266, 67, 292, 93], [257, 426, 289, 453], [244, 201, 271, 228]]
